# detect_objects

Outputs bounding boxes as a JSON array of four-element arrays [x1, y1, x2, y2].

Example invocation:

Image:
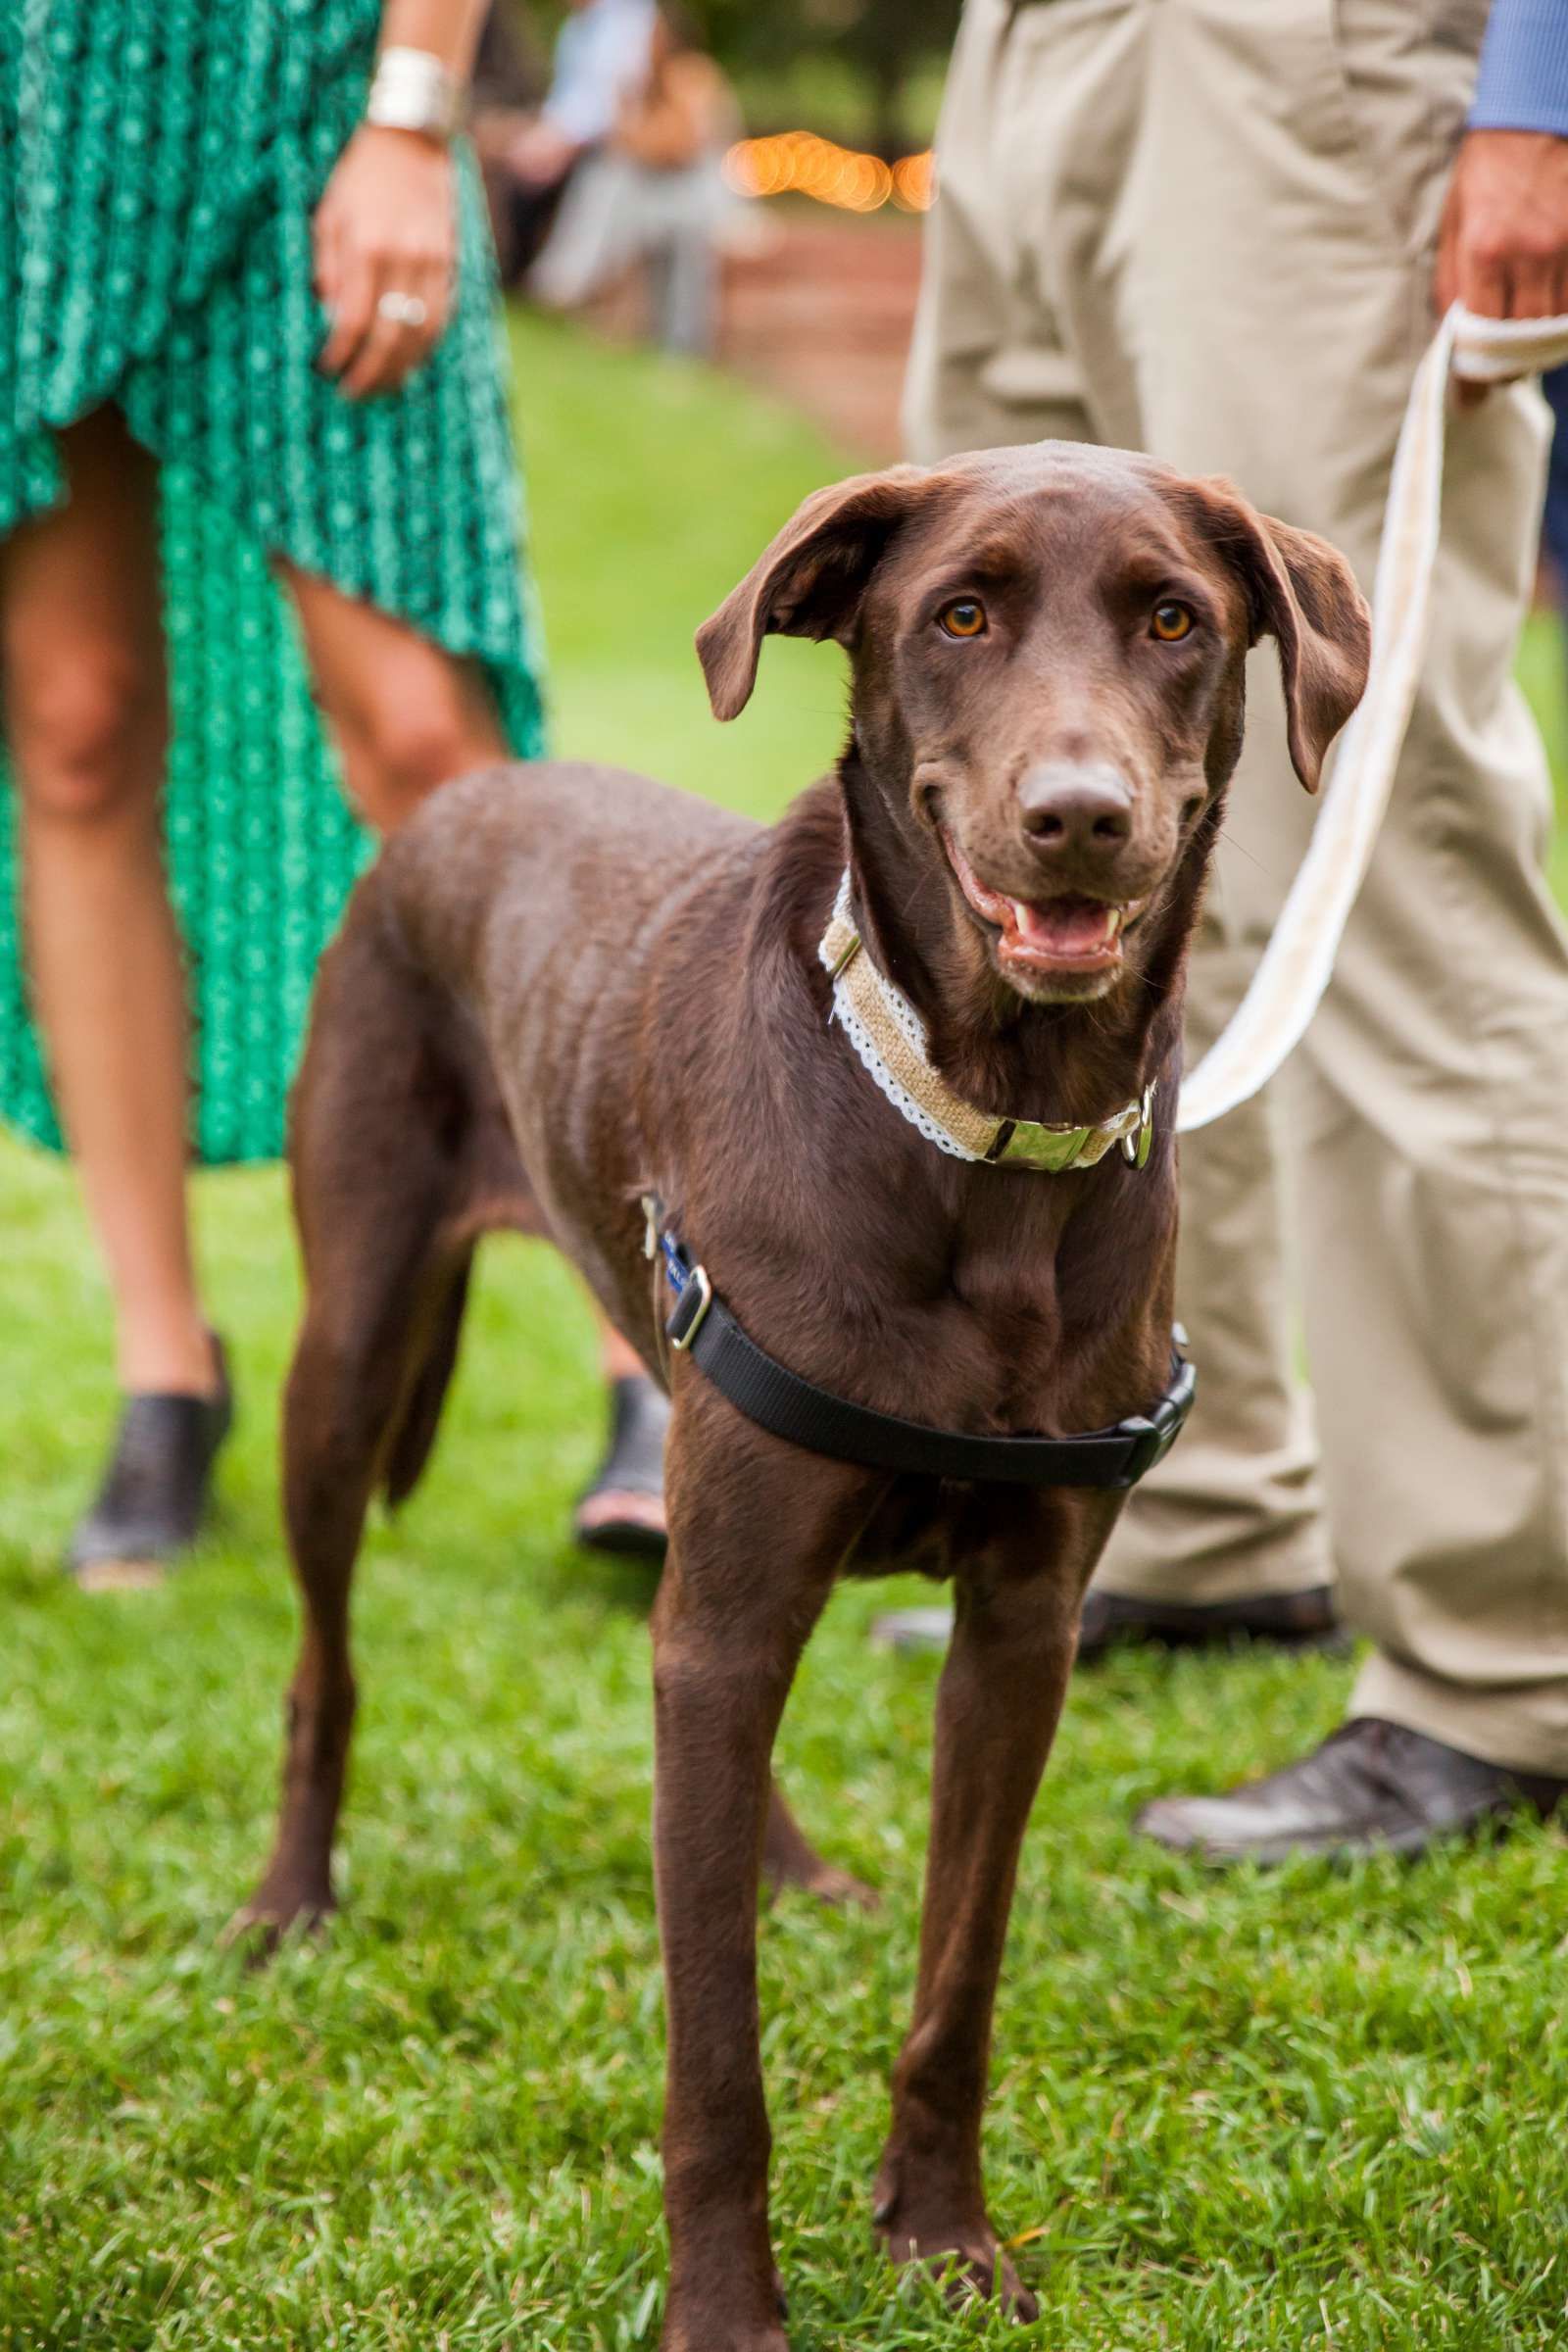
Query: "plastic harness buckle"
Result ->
[[1112, 1354, 1197, 1488]]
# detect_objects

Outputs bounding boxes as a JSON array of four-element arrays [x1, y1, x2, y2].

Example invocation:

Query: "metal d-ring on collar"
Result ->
[[643, 1198, 1196, 1491], [988, 1081, 1157, 1173]]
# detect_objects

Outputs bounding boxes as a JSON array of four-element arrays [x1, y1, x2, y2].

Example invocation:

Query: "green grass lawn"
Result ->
[[5, 317, 1568, 2352]]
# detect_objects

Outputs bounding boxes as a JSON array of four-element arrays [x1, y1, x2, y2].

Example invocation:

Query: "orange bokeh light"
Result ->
[[723, 134, 935, 217], [891, 150, 937, 214]]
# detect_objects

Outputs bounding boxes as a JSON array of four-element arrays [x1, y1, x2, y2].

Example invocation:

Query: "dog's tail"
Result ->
[[381, 1250, 475, 1510]]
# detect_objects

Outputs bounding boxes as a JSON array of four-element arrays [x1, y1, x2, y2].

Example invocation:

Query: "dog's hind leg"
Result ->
[[762, 1781, 875, 1911], [236, 1258, 456, 1947], [234, 899, 498, 1949], [872, 1493, 1106, 2322]]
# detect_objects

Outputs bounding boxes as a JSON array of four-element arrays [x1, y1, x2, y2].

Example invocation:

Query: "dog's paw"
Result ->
[[659, 2317, 790, 2352], [220, 1886, 335, 1965], [657, 2272, 791, 2351], [789, 1858, 880, 1913], [762, 1847, 879, 1912], [881, 2224, 1039, 2325], [874, 2171, 1039, 2326]]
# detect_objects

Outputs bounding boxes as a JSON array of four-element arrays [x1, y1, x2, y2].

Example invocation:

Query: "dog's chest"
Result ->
[[920, 1178, 1169, 1429], [941, 1203, 1066, 1395]]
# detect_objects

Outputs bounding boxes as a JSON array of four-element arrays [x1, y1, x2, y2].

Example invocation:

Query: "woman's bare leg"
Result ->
[[280, 562, 505, 836], [0, 409, 214, 1398], [282, 564, 665, 1539]]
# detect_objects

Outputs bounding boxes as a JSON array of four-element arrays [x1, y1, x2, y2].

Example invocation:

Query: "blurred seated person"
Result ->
[[530, 7, 742, 357], [468, 8, 549, 281], [476, 0, 657, 279]]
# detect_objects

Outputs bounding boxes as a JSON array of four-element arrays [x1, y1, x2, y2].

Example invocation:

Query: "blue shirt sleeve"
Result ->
[[543, 0, 656, 146], [1470, 0, 1568, 138]]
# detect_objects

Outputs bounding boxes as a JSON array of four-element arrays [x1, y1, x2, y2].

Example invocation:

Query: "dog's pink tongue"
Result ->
[[1008, 897, 1112, 954]]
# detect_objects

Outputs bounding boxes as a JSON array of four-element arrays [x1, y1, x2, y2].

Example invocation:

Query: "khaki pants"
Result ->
[[907, 0, 1568, 1774]]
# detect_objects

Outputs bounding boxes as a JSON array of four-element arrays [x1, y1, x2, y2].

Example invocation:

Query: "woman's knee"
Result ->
[[332, 666, 502, 834], [284, 562, 505, 834], [5, 638, 167, 828]]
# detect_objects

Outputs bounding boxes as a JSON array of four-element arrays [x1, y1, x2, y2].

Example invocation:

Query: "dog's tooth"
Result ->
[[1106, 906, 1124, 942]]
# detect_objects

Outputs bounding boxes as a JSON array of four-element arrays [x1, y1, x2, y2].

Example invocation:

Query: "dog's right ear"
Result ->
[[696, 465, 939, 720]]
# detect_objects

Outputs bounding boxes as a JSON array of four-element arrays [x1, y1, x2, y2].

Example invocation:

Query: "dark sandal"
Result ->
[[574, 1373, 669, 1560], [67, 1337, 234, 1590]]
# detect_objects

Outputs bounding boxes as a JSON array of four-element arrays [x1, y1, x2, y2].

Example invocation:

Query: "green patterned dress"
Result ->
[[0, 1, 547, 1163]]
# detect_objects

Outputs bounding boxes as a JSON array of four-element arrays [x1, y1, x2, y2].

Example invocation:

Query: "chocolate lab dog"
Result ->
[[240, 444, 1367, 2347]]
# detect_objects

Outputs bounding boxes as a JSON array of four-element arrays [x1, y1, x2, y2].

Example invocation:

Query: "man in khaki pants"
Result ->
[[907, 0, 1568, 1858]]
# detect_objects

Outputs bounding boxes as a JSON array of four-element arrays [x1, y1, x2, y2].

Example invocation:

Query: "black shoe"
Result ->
[[1136, 1717, 1568, 1865], [1077, 1582, 1345, 1663], [573, 1374, 668, 1560], [67, 1339, 233, 1590]]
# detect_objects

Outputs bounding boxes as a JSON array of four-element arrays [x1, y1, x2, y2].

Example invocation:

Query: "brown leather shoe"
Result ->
[[1137, 1718, 1568, 1864], [1077, 1582, 1344, 1663]]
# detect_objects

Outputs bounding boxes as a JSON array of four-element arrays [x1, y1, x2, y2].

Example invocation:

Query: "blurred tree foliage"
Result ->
[[699, 0, 957, 149], [514, 0, 959, 152]]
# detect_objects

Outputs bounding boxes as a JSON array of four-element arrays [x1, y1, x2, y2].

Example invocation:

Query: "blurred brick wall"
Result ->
[[720, 217, 923, 459], [581, 213, 924, 460]]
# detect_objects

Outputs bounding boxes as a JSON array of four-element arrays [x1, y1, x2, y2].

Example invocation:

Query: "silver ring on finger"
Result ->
[[376, 289, 430, 329]]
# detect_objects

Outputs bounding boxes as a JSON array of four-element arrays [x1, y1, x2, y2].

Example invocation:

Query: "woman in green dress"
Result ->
[[2, 0, 667, 1581]]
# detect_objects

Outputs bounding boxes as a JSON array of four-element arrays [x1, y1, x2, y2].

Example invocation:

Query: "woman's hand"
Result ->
[[316, 124, 458, 400]]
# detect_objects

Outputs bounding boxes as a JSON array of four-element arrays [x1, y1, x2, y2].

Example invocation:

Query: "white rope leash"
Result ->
[[1176, 305, 1568, 1135]]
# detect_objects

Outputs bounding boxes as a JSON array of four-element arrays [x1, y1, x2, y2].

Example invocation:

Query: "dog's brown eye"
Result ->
[[938, 598, 987, 639], [1151, 601, 1194, 642]]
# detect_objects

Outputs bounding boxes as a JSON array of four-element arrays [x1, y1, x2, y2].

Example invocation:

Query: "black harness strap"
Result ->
[[657, 1229, 1195, 1491]]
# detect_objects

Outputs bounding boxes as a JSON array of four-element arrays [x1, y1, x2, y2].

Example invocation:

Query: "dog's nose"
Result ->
[[1017, 762, 1133, 852]]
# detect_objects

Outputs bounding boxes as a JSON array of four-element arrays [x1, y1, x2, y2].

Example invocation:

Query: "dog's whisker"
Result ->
[[1212, 824, 1287, 882]]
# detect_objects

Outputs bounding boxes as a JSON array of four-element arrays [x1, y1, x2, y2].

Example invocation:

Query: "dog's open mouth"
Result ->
[[942, 830, 1143, 978]]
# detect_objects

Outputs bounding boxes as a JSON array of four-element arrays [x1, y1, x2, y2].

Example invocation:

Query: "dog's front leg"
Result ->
[[874, 1492, 1115, 2320], [652, 1395, 876, 2352]]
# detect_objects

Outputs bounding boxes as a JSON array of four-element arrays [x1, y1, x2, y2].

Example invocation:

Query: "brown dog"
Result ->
[[241, 444, 1367, 2347]]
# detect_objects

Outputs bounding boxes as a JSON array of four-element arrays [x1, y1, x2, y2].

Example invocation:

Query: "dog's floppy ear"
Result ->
[[696, 464, 941, 720], [1181, 479, 1372, 792]]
